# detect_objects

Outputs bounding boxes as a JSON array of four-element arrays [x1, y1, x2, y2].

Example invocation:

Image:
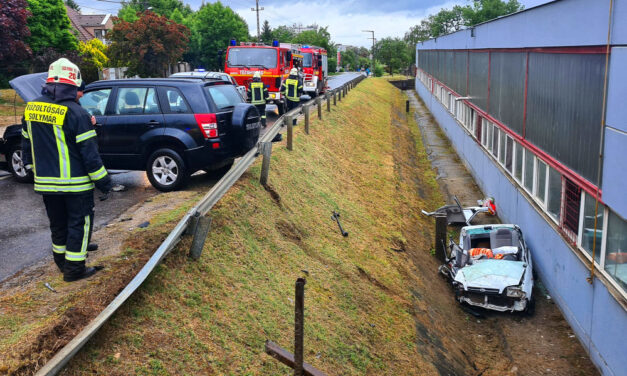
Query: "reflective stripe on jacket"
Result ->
[[22, 95, 111, 194], [249, 82, 267, 105], [284, 78, 302, 102]]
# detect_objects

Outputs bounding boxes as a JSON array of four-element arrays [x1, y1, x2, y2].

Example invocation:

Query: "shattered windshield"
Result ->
[[227, 48, 277, 69]]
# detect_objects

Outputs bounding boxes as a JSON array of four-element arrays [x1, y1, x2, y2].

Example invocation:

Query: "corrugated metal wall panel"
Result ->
[[452, 51, 468, 96], [468, 52, 489, 111], [526, 53, 604, 182], [489, 52, 526, 135], [443, 51, 454, 89]]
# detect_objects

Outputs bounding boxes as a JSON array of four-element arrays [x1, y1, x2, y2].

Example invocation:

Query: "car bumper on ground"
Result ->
[[458, 290, 528, 312]]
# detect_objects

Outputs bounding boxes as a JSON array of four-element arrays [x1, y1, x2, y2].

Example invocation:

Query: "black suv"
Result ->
[[75, 78, 261, 191]]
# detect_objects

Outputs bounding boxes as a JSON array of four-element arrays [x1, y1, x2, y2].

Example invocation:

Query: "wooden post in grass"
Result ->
[[286, 115, 293, 151], [326, 93, 331, 112], [317, 97, 322, 120], [189, 216, 211, 260], [304, 106, 310, 134], [338, 88, 342, 102], [259, 141, 272, 186], [333, 90, 337, 106], [294, 278, 306, 376], [435, 213, 447, 263]]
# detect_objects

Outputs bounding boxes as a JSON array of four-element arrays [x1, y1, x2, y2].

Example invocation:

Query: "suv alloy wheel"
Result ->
[[146, 148, 189, 192], [8, 145, 33, 183]]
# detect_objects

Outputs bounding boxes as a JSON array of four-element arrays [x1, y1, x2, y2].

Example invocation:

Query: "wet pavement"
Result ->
[[0, 72, 362, 283]]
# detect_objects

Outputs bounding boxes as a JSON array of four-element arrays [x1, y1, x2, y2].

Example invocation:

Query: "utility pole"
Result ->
[[362, 30, 375, 70], [251, 0, 264, 42]]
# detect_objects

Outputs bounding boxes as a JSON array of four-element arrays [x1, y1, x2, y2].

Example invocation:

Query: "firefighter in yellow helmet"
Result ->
[[21, 58, 112, 282], [280, 68, 303, 116], [247, 71, 269, 127]]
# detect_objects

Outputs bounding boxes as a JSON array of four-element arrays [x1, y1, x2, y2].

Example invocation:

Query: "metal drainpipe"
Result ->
[[588, 0, 614, 285]]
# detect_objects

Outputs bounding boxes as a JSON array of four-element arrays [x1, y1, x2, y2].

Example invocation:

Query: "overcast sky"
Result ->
[[74, 0, 552, 47]]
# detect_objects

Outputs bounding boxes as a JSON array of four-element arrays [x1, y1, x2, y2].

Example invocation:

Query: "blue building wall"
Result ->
[[415, 80, 627, 376], [603, 47, 627, 217], [417, 0, 627, 50]]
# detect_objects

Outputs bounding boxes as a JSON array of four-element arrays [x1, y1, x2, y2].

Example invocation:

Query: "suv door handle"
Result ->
[[147, 120, 160, 128]]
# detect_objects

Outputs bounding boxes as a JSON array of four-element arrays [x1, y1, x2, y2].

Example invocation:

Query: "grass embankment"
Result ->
[[0, 89, 24, 127], [57, 78, 466, 375]]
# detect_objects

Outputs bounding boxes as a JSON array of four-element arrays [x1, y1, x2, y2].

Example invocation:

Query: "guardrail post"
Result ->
[[326, 93, 331, 112], [294, 278, 306, 376], [286, 115, 293, 151], [189, 216, 212, 260], [185, 211, 200, 236], [338, 88, 342, 102], [315, 97, 321, 120], [304, 105, 310, 134], [259, 141, 272, 186], [333, 90, 337, 106], [435, 213, 447, 263]]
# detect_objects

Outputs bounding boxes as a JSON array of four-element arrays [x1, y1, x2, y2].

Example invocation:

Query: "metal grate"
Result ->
[[561, 177, 581, 243]]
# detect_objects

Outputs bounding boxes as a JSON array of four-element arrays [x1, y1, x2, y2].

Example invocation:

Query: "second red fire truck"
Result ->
[[299, 45, 328, 97]]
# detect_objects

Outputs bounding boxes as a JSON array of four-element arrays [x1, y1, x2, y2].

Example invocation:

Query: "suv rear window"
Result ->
[[205, 84, 243, 111]]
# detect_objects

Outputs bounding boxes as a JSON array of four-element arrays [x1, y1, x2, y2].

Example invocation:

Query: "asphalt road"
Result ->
[[0, 72, 364, 282]]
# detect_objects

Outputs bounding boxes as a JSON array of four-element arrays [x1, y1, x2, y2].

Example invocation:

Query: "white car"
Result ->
[[440, 224, 535, 313], [170, 71, 247, 101]]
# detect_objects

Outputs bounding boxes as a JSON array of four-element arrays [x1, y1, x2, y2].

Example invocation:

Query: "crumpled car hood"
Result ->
[[455, 260, 525, 290]]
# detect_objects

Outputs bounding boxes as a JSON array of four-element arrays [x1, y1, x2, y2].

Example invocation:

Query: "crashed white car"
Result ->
[[439, 224, 534, 313]]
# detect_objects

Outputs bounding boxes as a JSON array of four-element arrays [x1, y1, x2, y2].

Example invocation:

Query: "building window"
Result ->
[[546, 166, 562, 222], [491, 126, 499, 156], [524, 149, 534, 193], [505, 136, 513, 173], [498, 131, 505, 164], [514, 142, 523, 182], [481, 118, 488, 146], [535, 159, 547, 204], [581, 193, 604, 263], [604, 210, 627, 290], [562, 177, 581, 236]]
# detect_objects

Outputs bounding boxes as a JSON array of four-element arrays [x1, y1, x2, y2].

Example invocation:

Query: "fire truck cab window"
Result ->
[[303, 53, 313, 67], [227, 48, 277, 68]]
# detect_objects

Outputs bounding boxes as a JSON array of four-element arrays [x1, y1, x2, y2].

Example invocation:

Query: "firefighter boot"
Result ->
[[53, 253, 65, 272], [87, 243, 98, 252], [63, 260, 102, 282]]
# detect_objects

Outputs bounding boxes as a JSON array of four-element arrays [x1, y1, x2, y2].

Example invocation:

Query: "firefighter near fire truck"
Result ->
[[247, 71, 269, 127], [21, 58, 113, 282], [280, 68, 303, 125]]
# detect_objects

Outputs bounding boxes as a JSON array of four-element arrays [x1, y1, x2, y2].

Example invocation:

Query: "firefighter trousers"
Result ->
[[286, 100, 299, 125], [254, 104, 267, 127], [42, 192, 94, 276]]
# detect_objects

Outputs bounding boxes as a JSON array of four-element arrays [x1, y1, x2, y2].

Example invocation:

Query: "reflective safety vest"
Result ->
[[284, 78, 302, 102], [250, 82, 266, 105], [22, 96, 110, 194]]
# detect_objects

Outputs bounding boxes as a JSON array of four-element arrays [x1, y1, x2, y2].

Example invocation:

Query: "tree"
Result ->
[[186, 2, 249, 70], [404, 0, 524, 43], [26, 0, 78, 54], [108, 11, 190, 77], [463, 0, 523, 26], [118, 0, 191, 21], [260, 20, 272, 44], [340, 49, 357, 71], [64, 0, 79, 11], [271, 25, 295, 43], [0, 0, 32, 65], [78, 39, 108, 83], [292, 26, 333, 52], [375, 37, 411, 75]]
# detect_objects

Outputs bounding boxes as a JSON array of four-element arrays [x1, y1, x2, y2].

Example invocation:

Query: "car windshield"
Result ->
[[205, 84, 243, 111], [302, 53, 313, 67], [227, 48, 277, 69]]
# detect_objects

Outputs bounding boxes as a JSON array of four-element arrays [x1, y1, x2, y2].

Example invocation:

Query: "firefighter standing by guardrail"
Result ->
[[280, 68, 303, 125], [247, 71, 269, 128], [21, 58, 112, 282]]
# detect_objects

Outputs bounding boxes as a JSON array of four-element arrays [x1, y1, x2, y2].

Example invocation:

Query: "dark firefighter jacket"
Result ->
[[21, 83, 112, 195], [280, 75, 303, 102], [247, 80, 269, 105]]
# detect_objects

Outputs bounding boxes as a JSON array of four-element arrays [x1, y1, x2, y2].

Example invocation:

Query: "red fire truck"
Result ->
[[299, 45, 328, 96], [224, 40, 300, 114]]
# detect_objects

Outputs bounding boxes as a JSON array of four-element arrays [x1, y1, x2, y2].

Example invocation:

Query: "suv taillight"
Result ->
[[194, 113, 218, 138]]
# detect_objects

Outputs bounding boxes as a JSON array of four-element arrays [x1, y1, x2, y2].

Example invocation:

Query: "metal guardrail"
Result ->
[[35, 73, 365, 375]]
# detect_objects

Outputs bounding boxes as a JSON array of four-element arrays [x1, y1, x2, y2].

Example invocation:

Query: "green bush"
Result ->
[[374, 63, 384, 77]]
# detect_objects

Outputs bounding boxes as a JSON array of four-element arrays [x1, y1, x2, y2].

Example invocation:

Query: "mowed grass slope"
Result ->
[[63, 78, 448, 375]]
